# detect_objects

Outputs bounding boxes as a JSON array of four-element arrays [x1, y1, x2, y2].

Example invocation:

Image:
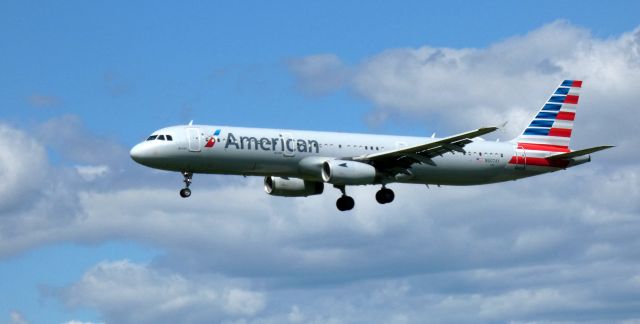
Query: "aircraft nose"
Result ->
[[130, 143, 149, 164]]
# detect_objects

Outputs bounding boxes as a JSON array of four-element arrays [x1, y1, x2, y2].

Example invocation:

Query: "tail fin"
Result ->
[[514, 80, 582, 151]]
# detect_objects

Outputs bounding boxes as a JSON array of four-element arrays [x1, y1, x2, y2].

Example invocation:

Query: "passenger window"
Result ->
[[157, 135, 165, 140], [147, 135, 157, 141], [166, 135, 173, 141]]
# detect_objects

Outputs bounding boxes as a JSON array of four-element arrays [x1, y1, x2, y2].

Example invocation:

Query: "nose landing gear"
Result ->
[[179, 171, 193, 198]]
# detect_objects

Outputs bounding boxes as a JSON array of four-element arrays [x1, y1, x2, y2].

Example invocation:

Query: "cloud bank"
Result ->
[[289, 20, 640, 151]]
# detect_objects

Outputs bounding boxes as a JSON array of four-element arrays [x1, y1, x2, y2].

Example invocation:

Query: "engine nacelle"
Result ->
[[321, 160, 377, 185], [264, 176, 324, 197]]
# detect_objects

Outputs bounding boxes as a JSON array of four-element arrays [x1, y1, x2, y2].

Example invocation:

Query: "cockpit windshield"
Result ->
[[146, 134, 173, 141]]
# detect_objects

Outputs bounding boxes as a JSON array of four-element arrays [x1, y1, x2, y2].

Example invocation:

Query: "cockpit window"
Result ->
[[146, 134, 173, 141]]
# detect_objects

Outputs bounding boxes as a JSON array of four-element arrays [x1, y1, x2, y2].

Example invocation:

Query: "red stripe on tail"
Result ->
[[518, 143, 570, 152], [549, 128, 572, 137], [556, 111, 575, 121], [564, 95, 579, 104]]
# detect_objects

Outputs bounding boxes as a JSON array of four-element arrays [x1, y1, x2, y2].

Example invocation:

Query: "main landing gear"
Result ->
[[375, 186, 395, 204], [335, 185, 355, 211], [179, 171, 193, 198], [334, 185, 396, 211]]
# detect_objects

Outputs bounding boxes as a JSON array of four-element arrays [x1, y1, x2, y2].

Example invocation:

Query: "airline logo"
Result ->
[[205, 129, 221, 148], [519, 80, 581, 149], [511, 80, 582, 168], [522, 80, 581, 141], [203, 129, 321, 153]]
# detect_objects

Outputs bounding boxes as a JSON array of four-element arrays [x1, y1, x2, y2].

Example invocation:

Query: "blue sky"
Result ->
[[1, 1, 639, 323]]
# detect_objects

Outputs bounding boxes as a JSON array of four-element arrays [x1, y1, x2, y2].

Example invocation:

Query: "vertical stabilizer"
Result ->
[[514, 80, 582, 152]]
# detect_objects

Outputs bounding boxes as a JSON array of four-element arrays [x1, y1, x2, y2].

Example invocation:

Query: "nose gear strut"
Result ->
[[179, 171, 193, 198]]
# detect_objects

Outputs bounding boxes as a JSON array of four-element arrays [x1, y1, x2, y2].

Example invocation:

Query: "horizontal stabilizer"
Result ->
[[546, 145, 614, 160]]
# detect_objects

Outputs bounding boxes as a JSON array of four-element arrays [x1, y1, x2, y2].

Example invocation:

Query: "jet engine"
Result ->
[[321, 160, 377, 185], [264, 176, 324, 197]]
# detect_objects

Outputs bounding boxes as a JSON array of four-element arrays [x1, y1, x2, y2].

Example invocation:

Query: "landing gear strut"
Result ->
[[179, 171, 193, 198], [334, 185, 355, 211], [375, 186, 394, 204]]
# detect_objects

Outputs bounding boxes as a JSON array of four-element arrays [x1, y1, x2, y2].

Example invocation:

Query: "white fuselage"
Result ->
[[130, 125, 555, 186], [129, 80, 607, 211]]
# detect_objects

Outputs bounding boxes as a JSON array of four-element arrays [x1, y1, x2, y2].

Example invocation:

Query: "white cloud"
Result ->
[[62, 260, 265, 323], [290, 21, 640, 153], [75, 165, 110, 181], [287, 54, 351, 96], [223, 289, 266, 316], [2, 97, 639, 323], [37, 115, 127, 165], [8, 311, 29, 324], [36, 163, 635, 323], [0, 124, 48, 213]]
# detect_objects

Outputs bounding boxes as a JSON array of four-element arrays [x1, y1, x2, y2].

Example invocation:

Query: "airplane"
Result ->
[[130, 80, 613, 211]]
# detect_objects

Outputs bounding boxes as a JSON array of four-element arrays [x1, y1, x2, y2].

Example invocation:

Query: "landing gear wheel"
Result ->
[[180, 171, 193, 198], [179, 188, 191, 198], [375, 187, 395, 204], [336, 195, 355, 211]]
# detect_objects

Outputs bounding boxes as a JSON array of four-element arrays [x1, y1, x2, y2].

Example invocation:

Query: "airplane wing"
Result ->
[[546, 145, 614, 160], [354, 126, 499, 167]]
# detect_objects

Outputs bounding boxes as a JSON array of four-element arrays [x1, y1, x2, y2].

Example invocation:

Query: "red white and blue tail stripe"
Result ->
[[508, 80, 583, 168], [509, 80, 612, 168], [517, 80, 582, 151]]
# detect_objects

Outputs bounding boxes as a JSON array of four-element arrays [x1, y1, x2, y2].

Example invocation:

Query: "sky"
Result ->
[[1, 1, 639, 323]]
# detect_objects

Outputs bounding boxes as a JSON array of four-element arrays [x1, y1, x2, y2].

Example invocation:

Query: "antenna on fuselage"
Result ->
[[188, 120, 193, 126]]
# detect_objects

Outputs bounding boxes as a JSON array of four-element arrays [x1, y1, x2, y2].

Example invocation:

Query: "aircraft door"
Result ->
[[514, 145, 526, 170], [188, 128, 201, 152]]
